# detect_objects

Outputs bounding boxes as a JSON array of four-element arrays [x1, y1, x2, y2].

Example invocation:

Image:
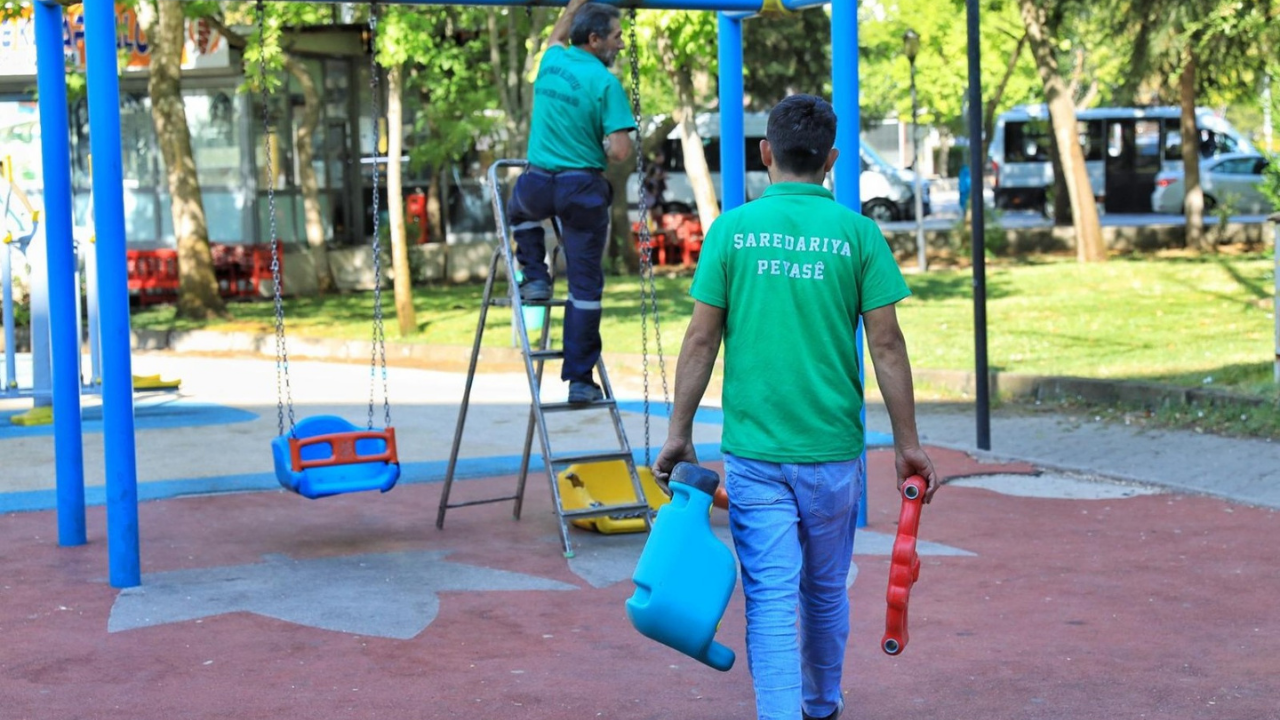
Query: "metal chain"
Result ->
[[367, 2, 392, 430], [258, 0, 294, 437], [627, 10, 670, 466]]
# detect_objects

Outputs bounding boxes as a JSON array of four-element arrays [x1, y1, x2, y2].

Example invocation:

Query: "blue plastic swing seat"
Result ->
[[271, 415, 401, 499]]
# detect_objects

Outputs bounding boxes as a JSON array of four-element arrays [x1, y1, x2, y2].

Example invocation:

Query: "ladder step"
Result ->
[[561, 501, 652, 520], [443, 495, 521, 510], [540, 398, 616, 413], [490, 297, 568, 308], [528, 349, 565, 361], [549, 450, 634, 466]]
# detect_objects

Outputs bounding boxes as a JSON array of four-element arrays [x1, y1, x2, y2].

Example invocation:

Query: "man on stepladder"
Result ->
[[653, 95, 939, 720], [508, 0, 635, 404]]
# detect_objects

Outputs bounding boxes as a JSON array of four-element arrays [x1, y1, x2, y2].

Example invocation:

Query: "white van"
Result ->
[[628, 112, 930, 223], [988, 105, 1256, 215]]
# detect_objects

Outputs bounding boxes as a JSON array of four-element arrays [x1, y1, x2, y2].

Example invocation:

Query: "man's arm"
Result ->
[[863, 303, 939, 501], [547, 0, 589, 47], [652, 301, 725, 483], [603, 130, 634, 163]]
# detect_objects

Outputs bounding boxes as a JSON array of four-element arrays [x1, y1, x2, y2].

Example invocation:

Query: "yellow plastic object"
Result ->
[[557, 460, 670, 534], [11, 406, 54, 426], [133, 374, 181, 391]]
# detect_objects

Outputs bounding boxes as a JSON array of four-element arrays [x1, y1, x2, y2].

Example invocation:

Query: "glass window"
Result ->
[[1005, 120, 1051, 163], [185, 90, 241, 187], [251, 93, 295, 189], [1212, 158, 1253, 175], [1079, 120, 1104, 162]]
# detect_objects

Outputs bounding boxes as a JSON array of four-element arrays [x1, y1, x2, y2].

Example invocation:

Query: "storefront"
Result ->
[[0, 7, 391, 250]]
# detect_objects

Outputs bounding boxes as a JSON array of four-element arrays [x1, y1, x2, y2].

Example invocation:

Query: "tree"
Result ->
[[283, 56, 335, 292], [650, 11, 720, 230], [209, 5, 337, 291], [1115, 0, 1279, 250], [1018, 0, 1105, 262], [488, 7, 552, 158], [141, 0, 226, 319]]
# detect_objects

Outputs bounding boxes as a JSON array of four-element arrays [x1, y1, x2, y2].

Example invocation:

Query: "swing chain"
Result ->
[[258, 0, 295, 437], [627, 10, 670, 466], [367, 2, 392, 431]]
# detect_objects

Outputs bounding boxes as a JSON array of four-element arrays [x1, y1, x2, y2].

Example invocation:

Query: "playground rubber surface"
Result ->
[[2, 355, 1279, 719]]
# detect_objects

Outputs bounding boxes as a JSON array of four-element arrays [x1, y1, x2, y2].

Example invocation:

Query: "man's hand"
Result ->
[[896, 445, 939, 503], [652, 435, 698, 493], [547, 0, 590, 47]]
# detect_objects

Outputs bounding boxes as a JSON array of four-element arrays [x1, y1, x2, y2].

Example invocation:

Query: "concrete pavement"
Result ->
[[2, 352, 1278, 719]]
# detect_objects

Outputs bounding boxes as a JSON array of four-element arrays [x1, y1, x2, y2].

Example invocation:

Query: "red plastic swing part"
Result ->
[[289, 427, 399, 472], [882, 475, 926, 655]]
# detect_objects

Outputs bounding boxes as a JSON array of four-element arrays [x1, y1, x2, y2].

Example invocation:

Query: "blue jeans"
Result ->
[[724, 452, 863, 720], [507, 168, 612, 384]]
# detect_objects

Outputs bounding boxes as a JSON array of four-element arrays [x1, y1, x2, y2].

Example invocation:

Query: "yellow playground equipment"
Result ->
[[558, 460, 671, 534]]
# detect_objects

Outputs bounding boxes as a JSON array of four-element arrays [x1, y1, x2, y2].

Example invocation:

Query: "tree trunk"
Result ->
[[1180, 51, 1205, 251], [426, 168, 445, 244], [386, 63, 417, 336], [146, 0, 226, 319], [657, 34, 718, 229], [284, 57, 335, 293], [1019, 0, 1105, 262]]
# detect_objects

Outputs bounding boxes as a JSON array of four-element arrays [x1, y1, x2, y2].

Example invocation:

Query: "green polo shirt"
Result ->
[[527, 45, 636, 172], [690, 182, 910, 463]]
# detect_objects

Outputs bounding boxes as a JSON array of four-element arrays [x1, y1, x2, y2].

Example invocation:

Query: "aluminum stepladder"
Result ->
[[435, 158, 652, 558]]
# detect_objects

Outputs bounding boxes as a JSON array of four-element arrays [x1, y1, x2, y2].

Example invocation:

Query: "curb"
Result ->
[[131, 328, 1274, 411]]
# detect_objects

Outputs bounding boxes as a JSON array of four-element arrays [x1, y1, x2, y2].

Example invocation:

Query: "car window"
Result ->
[[1253, 158, 1269, 175], [1006, 120, 1051, 162], [1212, 158, 1253, 175]]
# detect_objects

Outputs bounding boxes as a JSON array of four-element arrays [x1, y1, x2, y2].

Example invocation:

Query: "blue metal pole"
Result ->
[[372, 0, 788, 8], [829, 0, 867, 528], [717, 13, 745, 211], [35, 0, 87, 547], [83, 0, 140, 587], [723, 0, 828, 19]]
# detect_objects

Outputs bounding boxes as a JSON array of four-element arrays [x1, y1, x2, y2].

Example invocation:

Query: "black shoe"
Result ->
[[568, 380, 603, 404], [803, 699, 844, 720], [519, 279, 552, 302]]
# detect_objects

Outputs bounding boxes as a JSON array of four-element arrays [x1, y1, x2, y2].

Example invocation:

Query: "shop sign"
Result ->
[[0, 4, 230, 78]]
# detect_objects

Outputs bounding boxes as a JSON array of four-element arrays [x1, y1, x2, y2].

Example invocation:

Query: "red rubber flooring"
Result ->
[[2, 447, 1277, 719]]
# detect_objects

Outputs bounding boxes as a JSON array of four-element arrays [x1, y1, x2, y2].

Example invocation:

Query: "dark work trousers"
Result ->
[[507, 168, 612, 384]]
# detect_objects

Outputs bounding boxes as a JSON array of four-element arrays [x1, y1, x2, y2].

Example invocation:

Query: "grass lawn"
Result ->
[[132, 253, 1279, 397]]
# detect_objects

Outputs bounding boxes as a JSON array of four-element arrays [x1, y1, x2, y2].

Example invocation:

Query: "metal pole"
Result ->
[[35, 0, 88, 546], [1272, 215, 1279, 384], [830, 0, 867, 528], [966, 0, 990, 450], [911, 59, 926, 272], [717, 13, 745, 211], [84, 0, 141, 587]]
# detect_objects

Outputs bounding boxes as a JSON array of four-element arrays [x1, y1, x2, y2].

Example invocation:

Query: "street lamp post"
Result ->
[[903, 29, 926, 272]]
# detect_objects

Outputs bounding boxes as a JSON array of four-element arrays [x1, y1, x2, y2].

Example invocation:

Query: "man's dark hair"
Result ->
[[570, 3, 621, 46], [766, 94, 838, 176]]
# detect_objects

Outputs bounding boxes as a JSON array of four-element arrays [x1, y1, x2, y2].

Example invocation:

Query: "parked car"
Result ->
[[1150, 153, 1274, 214], [628, 112, 930, 224]]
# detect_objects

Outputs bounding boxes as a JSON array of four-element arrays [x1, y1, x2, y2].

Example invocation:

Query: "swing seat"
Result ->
[[271, 415, 400, 499], [557, 461, 670, 534]]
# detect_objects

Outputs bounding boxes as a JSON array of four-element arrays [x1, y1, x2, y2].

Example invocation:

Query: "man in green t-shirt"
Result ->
[[507, 0, 636, 403], [653, 95, 938, 720]]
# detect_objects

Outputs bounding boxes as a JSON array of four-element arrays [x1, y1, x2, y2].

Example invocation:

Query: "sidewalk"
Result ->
[[2, 353, 1277, 719]]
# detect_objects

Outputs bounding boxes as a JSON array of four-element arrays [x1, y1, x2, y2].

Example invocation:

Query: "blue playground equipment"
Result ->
[[30, 0, 989, 588], [271, 416, 400, 499], [626, 462, 737, 671], [256, 0, 400, 499]]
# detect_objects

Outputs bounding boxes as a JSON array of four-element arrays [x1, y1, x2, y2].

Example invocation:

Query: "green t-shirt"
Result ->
[[689, 182, 910, 463], [526, 45, 636, 172]]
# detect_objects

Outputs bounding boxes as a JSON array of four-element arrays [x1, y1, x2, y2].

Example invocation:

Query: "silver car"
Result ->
[[1151, 153, 1274, 214]]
